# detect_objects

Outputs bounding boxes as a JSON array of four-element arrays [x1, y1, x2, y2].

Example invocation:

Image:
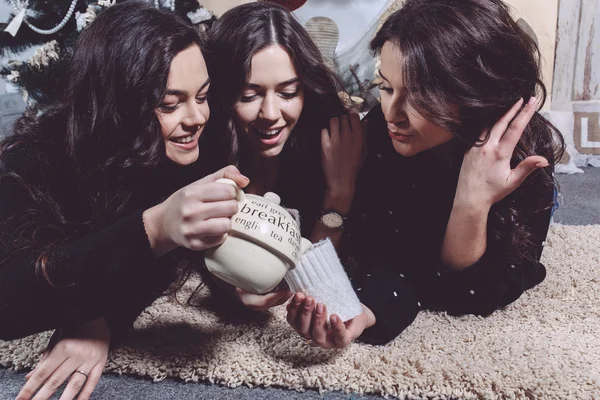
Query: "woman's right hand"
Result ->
[[143, 165, 249, 257], [16, 317, 110, 400]]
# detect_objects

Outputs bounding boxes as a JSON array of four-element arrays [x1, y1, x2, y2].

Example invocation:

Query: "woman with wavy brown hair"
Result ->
[[0, 2, 247, 398], [204, 2, 366, 314], [288, 0, 565, 347]]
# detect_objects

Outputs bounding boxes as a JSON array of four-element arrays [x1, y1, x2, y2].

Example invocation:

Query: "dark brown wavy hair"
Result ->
[[371, 0, 565, 261], [0, 1, 204, 284], [205, 1, 346, 166]]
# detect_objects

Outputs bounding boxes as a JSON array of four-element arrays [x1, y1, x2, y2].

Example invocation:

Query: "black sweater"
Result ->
[[0, 137, 208, 341], [347, 105, 551, 345]]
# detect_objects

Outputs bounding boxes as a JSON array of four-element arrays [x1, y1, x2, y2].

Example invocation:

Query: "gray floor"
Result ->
[[1, 168, 598, 400]]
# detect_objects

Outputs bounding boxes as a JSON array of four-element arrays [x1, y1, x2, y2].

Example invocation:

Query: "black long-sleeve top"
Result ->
[[346, 105, 551, 345], [0, 134, 212, 341]]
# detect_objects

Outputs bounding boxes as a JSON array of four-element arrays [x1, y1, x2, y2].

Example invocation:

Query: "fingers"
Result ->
[[76, 362, 104, 400], [348, 110, 361, 134], [30, 360, 78, 400], [200, 165, 249, 188], [339, 115, 350, 138], [508, 155, 549, 189], [500, 97, 537, 151], [311, 303, 330, 348], [329, 314, 351, 349], [196, 199, 239, 220], [329, 117, 340, 143], [196, 182, 238, 203], [26, 350, 48, 380], [488, 98, 524, 143], [17, 354, 65, 400], [57, 367, 89, 400], [321, 128, 331, 154], [296, 297, 315, 338], [236, 288, 293, 311], [286, 292, 305, 326], [194, 234, 228, 250]]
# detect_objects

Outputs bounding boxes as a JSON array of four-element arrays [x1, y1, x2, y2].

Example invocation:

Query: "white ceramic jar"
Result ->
[[204, 178, 312, 294]]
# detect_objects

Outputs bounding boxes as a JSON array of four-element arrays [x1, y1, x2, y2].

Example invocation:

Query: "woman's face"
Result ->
[[156, 44, 210, 166], [379, 41, 453, 157], [233, 44, 305, 159]]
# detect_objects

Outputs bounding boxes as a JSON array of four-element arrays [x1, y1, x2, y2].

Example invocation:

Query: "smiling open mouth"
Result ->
[[253, 127, 283, 140], [170, 133, 195, 144], [169, 132, 199, 150]]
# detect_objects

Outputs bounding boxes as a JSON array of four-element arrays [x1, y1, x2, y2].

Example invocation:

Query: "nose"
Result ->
[[183, 102, 208, 129], [383, 94, 408, 126], [259, 93, 282, 123]]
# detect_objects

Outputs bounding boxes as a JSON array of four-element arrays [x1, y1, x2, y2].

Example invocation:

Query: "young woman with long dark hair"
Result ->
[[287, 0, 565, 348], [203, 2, 366, 312], [0, 2, 246, 398]]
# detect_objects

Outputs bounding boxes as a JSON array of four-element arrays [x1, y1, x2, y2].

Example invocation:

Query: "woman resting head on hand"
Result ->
[[292, 0, 566, 347]]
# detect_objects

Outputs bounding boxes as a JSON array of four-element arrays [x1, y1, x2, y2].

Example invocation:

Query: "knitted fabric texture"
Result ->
[[285, 239, 362, 322]]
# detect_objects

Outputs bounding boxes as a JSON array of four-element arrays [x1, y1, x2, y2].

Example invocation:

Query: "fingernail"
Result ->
[[294, 294, 302, 305], [316, 303, 324, 315], [536, 161, 549, 168], [305, 298, 313, 308], [331, 315, 338, 324], [528, 96, 537, 106]]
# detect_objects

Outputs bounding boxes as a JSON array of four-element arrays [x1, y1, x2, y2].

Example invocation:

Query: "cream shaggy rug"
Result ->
[[2, 225, 599, 400]]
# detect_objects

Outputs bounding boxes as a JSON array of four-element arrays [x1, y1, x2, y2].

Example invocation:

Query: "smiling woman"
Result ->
[[203, 2, 369, 321], [156, 46, 211, 166], [0, 2, 247, 399]]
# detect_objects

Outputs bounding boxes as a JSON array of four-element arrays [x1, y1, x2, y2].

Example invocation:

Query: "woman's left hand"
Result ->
[[454, 97, 549, 210], [286, 292, 375, 349], [321, 110, 367, 214], [16, 317, 110, 400]]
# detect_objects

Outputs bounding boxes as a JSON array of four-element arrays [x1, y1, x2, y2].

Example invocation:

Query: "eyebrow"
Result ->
[[378, 69, 389, 82], [165, 78, 211, 96], [245, 77, 300, 89]]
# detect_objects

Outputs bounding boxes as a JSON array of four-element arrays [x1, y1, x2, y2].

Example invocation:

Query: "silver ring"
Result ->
[[74, 370, 89, 378]]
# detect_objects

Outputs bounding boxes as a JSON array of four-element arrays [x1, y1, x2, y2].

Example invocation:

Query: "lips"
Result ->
[[251, 126, 285, 146], [169, 131, 199, 150], [388, 128, 413, 142]]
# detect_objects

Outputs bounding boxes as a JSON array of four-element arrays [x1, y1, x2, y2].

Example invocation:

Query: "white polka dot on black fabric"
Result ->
[[377, 153, 382, 159], [542, 241, 546, 246], [417, 302, 421, 307], [395, 229, 399, 233], [510, 264, 516, 269], [393, 291, 398, 297], [357, 288, 362, 291], [470, 290, 475, 295], [437, 272, 441, 277], [400, 274, 404, 278], [388, 210, 393, 215], [366, 274, 371, 277]]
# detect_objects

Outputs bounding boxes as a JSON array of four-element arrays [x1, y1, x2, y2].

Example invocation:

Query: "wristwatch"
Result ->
[[319, 210, 348, 229]]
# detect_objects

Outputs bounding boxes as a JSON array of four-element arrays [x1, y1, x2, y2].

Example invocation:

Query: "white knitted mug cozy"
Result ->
[[284, 238, 362, 322]]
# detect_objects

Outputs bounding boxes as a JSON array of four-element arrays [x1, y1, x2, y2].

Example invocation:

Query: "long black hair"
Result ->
[[0, 1, 203, 283], [371, 0, 565, 260], [205, 1, 346, 165]]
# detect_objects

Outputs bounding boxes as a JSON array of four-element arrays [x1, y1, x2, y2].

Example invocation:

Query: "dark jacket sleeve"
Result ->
[[422, 188, 552, 316], [0, 177, 166, 340], [350, 263, 420, 345]]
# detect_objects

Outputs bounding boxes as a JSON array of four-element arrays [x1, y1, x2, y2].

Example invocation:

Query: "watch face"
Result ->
[[321, 212, 343, 228]]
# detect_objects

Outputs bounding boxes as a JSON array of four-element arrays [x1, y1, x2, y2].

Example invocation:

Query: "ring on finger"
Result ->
[[73, 370, 89, 378]]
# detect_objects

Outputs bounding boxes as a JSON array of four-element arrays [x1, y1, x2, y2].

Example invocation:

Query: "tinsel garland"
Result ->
[[0, 0, 216, 106]]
